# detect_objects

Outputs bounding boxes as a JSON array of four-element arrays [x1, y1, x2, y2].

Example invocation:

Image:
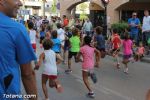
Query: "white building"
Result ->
[[20, 0, 60, 17]]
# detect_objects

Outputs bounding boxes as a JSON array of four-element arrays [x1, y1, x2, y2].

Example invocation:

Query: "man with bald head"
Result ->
[[0, 0, 37, 99]]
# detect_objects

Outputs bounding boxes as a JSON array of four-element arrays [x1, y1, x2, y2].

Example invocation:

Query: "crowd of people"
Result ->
[[0, 0, 150, 100], [23, 10, 150, 100]]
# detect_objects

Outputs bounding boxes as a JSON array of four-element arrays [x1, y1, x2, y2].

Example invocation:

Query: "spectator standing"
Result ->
[[142, 10, 150, 46], [0, 0, 37, 99], [83, 18, 93, 37], [128, 12, 140, 44]]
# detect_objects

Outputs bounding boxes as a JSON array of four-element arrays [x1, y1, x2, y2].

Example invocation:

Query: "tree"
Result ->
[[51, 0, 57, 14]]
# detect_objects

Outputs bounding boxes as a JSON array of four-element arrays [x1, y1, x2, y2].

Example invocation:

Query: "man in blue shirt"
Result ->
[[0, 0, 37, 100], [128, 12, 140, 44]]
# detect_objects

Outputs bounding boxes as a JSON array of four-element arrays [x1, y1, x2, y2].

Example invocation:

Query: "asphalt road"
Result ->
[[21, 40, 150, 100]]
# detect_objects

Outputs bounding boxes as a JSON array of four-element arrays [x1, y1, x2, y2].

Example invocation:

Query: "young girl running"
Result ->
[[111, 28, 121, 69], [135, 42, 145, 61], [35, 39, 63, 100], [122, 33, 133, 74], [76, 36, 100, 98]]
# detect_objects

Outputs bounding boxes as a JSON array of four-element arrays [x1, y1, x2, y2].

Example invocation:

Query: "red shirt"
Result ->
[[63, 18, 69, 27], [112, 34, 121, 49]]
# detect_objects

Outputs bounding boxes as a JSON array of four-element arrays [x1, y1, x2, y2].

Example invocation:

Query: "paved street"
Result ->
[[21, 41, 150, 100]]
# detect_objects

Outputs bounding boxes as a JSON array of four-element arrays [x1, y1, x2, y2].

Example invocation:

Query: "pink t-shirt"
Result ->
[[80, 45, 95, 70], [138, 47, 145, 54], [123, 39, 133, 55]]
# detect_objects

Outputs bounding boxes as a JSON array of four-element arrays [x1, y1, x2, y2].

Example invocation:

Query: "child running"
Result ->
[[35, 39, 63, 100], [122, 33, 133, 74], [40, 24, 46, 48], [28, 21, 38, 52], [111, 28, 121, 69], [76, 36, 100, 98], [135, 42, 145, 61], [65, 27, 80, 73], [51, 30, 61, 54], [63, 27, 72, 64], [94, 26, 106, 59]]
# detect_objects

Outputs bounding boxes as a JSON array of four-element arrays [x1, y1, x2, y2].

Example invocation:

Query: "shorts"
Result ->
[[68, 51, 78, 59], [97, 48, 105, 52], [40, 37, 45, 43], [111, 49, 120, 54], [32, 43, 36, 52], [42, 74, 57, 80], [123, 54, 132, 60]]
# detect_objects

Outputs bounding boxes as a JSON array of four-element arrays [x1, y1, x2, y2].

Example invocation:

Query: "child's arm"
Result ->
[[56, 54, 63, 64], [76, 52, 83, 62], [94, 49, 100, 68], [34, 53, 45, 70]]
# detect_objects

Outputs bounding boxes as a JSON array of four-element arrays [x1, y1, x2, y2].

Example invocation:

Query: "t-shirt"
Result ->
[[80, 45, 95, 70], [52, 38, 61, 53], [57, 28, 65, 45], [43, 49, 57, 75], [123, 39, 133, 55], [29, 29, 36, 44], [40, 31, 45, 37], [128, 18, 140, 34], [95, 34, 105, 49], [69, 36, 80, 52], [112, 34, 121, 49], [0, 12, 36, 98], [138, 47, 145, 55], [63, 18, 69, 27]]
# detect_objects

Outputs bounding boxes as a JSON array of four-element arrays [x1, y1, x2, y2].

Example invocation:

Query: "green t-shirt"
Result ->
[[69, 36, 80, 52]]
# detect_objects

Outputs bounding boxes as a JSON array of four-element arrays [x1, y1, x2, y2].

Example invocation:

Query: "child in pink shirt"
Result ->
[[136, 42, 145, 61], [122, 33, 133, 74], [76, 36, 100, 98]]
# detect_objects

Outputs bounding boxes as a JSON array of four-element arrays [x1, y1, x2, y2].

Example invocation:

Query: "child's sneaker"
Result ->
[[90, 73, 97, 84], [116, 63, 120, 69], [87, 92, 95, 98], [65, 69, 72, 74], [124, 68, 129, 74]]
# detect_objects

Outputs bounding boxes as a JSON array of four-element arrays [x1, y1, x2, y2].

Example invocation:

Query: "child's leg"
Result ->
[[68, 58, 71, 70], [63, 50, 67, 64], [82, 70, 92, 93], [49, 79, 55, 88], [54, 79, 63, 93], [66, 52, 72, 72], [42, 74, 49, 99], [122, 59, 129, 73]]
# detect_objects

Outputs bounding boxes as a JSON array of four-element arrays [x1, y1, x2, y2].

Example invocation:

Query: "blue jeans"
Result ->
[[130, 33, 138, 44]]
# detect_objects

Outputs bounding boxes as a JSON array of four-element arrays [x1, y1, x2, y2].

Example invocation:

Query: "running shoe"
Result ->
[[87, 92, 95, 98], [124, 68, 129, 74], [65, 69, 72, 74]]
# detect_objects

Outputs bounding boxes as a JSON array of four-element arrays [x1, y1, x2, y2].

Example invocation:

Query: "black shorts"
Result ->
[[40, 37, 45, 43], [123, 54, 132, 60], [68, 51, 78, 59]]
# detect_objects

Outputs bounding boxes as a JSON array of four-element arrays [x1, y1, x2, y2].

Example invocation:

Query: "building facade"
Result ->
[[60, 0, 150, 24]]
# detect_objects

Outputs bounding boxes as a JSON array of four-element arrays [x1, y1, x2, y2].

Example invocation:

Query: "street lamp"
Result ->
[[101, 0, 110, 39]]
